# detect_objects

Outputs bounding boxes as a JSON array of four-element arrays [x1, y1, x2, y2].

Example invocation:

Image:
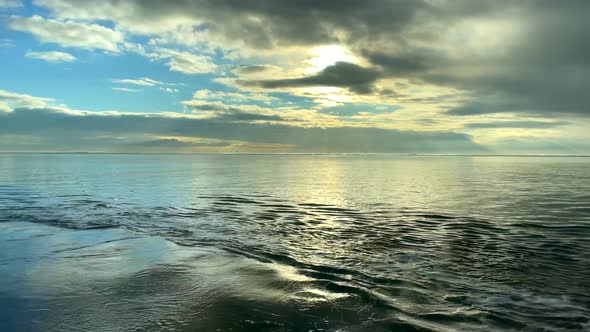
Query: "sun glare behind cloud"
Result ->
[[305, 45, 358, 74]]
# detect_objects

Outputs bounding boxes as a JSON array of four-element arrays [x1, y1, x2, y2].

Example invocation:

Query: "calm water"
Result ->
[[0, 154, 589, 331]]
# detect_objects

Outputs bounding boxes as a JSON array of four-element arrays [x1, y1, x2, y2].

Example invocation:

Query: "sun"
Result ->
[[305, 45, 358, 73]]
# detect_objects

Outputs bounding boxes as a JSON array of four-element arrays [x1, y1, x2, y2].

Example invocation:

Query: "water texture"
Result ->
[[1, 154, 589, 331]]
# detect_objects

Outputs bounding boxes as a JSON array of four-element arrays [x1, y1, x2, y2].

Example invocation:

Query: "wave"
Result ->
[[1, 186, 589, 331]]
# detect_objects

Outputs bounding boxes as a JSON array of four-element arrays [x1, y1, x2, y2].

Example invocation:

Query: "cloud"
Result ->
[[362, 51, 430, 75], [126, 138, 231, 149], [464, 121, 571, 129], [232, 65, 280, 75], [240, 62, 381, 94], [160, 87, 179, 93], [112, 87, 143, 93], [113, 78, 164, 86], [402, 2, 590, 117], [192, 89, 277, 104], [3, 0, 588, 153], [0, 107, 485, 153], [112, 78, 183, 94], [25, 50, 76, 62], [0, 39, 15, 48], [447, 103, 518, 117], [0, 89, 55, 110], [9, 15, 123, 51], [153, 49, 217, 74], [22, 1, 590, 118], [0, 0, 21, 8], [32, 0, 425, 47], [183, 100, 287, 122]]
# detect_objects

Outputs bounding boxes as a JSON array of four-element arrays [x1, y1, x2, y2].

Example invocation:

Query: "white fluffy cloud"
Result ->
[[0, 89, 55, 110], [160, 87, 179, 93], [10, 15, 123, 51], [157, 49, 217, 74], [33, 0, 199, 34], [25, 50, 76, 62], [112, 77, 184, 94], [112, 78, 164, 87], [112, 87, 143, 93]]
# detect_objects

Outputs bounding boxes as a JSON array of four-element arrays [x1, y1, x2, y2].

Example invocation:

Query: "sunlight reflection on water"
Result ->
[[0, 154, 589, 331]]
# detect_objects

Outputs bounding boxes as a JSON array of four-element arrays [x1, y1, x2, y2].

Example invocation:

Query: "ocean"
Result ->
[[1, 154, 589, 331]]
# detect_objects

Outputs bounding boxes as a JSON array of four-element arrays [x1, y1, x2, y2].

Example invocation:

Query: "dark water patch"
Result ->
[[298, 202, 332, 207], [253, 213, 279, 221], [261, 203, 298, 209], [82, 223, 120, 230], [212, 201, 239, 206], [210, 207, 241, 214], [405, 213, 456, 220], [68, 199, 105, 204], [199, 195, 265, 204]]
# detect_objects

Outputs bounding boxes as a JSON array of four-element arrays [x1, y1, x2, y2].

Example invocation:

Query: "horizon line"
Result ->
[[1, 152, 589, 157]]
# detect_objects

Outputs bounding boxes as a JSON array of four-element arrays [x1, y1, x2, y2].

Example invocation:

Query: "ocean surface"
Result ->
[[0, 154, 589, 331]]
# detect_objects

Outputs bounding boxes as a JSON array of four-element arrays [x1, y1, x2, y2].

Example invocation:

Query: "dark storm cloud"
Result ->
[[362, 51, 431, 75], [103, 0, 427, 46], [0, 108, 485, 153], [240, 62, 381, 94], [434, 67, 590, 117], [424, 1, 590, 117], [447, 103, 518, 116]]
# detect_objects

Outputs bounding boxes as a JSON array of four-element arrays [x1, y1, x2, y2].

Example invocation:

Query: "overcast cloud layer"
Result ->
[[1, 0, 589, 153]]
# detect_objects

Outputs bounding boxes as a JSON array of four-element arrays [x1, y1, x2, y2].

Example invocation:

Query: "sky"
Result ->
[[0, 0, 589, 154]]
